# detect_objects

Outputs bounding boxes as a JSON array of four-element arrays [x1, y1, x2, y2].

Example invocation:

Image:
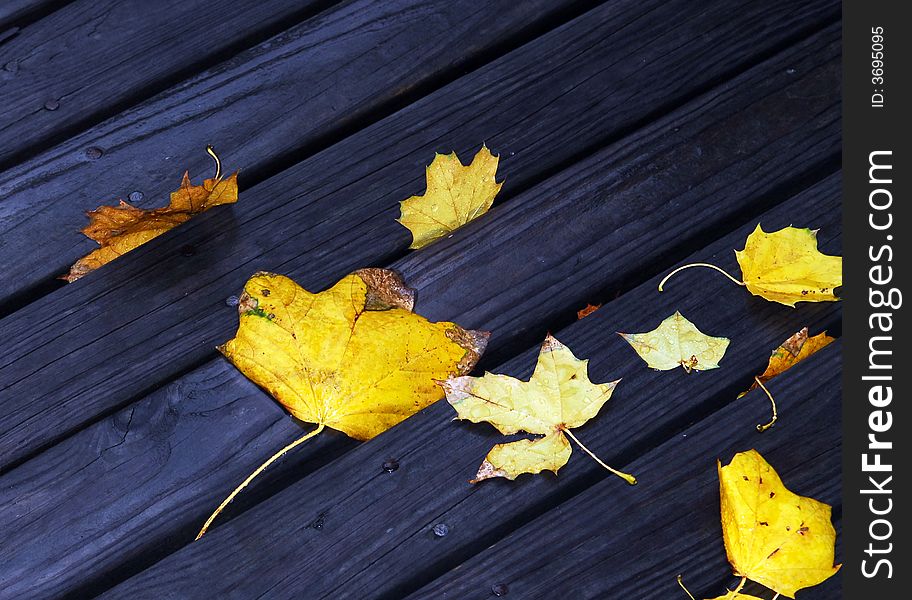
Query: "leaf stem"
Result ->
[[206, 144, 222, 181], [563, 428, 637, 485], [754, 377, 778, 432], [771, 594, 780, 600], [731, 576, 748, 597], [676, 575, 696, 600], [196, 423, 325, 540], [658, 263, 746, 292]]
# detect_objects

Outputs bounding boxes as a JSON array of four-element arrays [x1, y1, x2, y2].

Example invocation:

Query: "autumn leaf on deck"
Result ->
[[718, 450, 840, 598], [397, 145, 503, 249], [740, 328, 834, 397], [65, 147, 238, 282], [577, 303, 602, 319], [198, 269, 489, 538], [221, 269, 487, 439], [659, 225, 842, 307], [443, 335, 635, 485], [619, 311, 729, 372], [739, 327, 834, 432]]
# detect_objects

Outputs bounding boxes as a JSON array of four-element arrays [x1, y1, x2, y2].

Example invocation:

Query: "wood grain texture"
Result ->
[[97, 176, 841, 599], [0, 0, 601, 307], [408, 345, 841, 600], [0, 41, 840, 595], [0, 0, 839, 310], [0, 0, 333, 167], [0, 4, 839, 471], [0, 365, 357, 598], [0, 0, 66, 30]]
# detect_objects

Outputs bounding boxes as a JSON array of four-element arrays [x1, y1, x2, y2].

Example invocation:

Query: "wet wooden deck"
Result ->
[[0, 1, 842, 598]]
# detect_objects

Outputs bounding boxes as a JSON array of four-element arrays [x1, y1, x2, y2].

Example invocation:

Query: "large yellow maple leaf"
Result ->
[[659, 225, 842, 307], [220, 269, 488, 440], [397, 145, 502, 249], [65, 163, 238, 282], [198, 269, 488, 539], [718, 450, 840, 598], [443, 335, 635, 484]]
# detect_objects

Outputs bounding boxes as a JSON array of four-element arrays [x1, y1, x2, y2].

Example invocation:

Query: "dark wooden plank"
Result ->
[[0, 0, 50, 25], [0, 13, 841, 472], [96, 174, 842, 598], [0, 0, 69, 29], [0, 367, 358, 598], [0, 0, 336, 169], [0, 32, 840, 595], [0, 0, 65, 30], [0, 0, 602, 308], [408, 345, 841, 600]]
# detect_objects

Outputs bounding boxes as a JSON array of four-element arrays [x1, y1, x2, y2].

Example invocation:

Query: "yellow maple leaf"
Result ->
[[397, 145, 502, 249], [221, 269, 488, 439], [659, 225, 842, 307], [739, 328, 835, 432], [65, 148, 238, 282], [198, 268, 488, 538], [718, 450, 840, 598], [619, 311, 730, 372], [443, 335, 635, 485]]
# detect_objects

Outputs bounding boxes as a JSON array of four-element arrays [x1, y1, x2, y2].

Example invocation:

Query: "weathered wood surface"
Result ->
[[1, 35, 840, 598], [0, 0, 607, 308], [98, 175, 841, 598], [409, 345, 841, 600], [0, 0, 62, 31], [0, 0, 842, 597], [0, 3, 839, 473], [0, 0, 839, 312], [0, 21, 840, 594], [0, 0, 336, 169]]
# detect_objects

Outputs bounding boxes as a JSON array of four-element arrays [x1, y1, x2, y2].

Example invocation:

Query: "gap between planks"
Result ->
[[0, 172, 841, 599], [94, 177, 842, 599], [0, 0, 840, 315], [0, 13, 842, 477]]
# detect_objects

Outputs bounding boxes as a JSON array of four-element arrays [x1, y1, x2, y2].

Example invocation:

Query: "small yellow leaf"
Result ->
[[619, 311, 729, 372], [719, 450, 841, 598], [443, 335, 635, 484], [65, 169, 238, 282], [735, 225, 842, 306], [738, 327, 834, 398], [220, 269, 488, 440], [397, 145, 502, 249]]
